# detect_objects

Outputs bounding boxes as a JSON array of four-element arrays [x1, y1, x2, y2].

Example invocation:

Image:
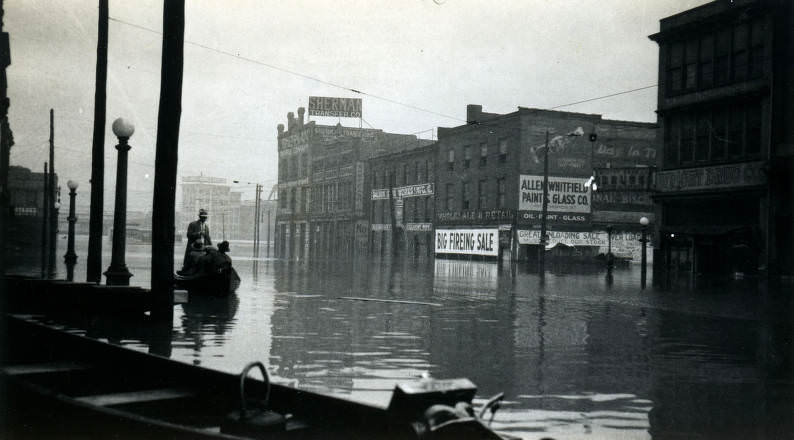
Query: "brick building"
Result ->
[[368, 143, 435, 258], [435, 105, 657, 261], [275, 107, 426, 260], [649, 0, 794, 281]]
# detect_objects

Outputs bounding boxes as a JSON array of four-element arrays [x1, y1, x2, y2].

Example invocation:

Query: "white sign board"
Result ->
[[435, 228, 499, 257], [519, 175, 591, 213]]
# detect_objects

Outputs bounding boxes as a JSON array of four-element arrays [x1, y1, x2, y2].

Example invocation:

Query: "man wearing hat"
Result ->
[[181, 208, 212, 272]]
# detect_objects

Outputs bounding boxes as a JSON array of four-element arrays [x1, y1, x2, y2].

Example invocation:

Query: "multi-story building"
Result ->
[[5, 165, 58, 272], [649, 0, 794, 280], [275, 107, 426, 260], [435, 105, 658, 261], [368, 143, 435, 258], [180, 175, 241, 241]]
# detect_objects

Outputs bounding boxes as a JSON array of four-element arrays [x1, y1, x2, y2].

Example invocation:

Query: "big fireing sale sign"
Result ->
[[435, 228, 499, 257]]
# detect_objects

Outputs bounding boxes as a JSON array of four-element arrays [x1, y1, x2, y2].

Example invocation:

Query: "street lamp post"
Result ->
[[640, 216, 649, 289], [606, 224, 614, 271], [64, 180, 78, 281], [104, 118, 134, 285]]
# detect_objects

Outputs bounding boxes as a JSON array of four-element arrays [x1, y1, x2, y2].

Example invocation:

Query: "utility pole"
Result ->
[[266, 205, 271, 258], [150, 0, 185, 316], [87, 0, 108, 283], [538, 130, 550, 276], [47, 109, 57, 279], [253, 184, 261, 258], [388, 171, 397, 257], [41, 162, 48, 279]]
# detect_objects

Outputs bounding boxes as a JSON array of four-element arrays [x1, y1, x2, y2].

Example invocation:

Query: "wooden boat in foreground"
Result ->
[[2, 314, 511, 440], [175, 267, 241, 296]]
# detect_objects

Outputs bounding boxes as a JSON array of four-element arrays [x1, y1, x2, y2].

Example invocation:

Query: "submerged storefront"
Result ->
[[654, 162, 767, 281]]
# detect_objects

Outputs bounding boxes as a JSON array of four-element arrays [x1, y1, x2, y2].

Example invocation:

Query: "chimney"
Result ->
[[287, 112, 295, 131], [277, 124, 284, 137], [466, 104, 482, 124], [297, 107, 305, 128]]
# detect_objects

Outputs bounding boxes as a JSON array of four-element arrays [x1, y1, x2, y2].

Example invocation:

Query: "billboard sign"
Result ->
[[519, 175, 591, 224], [435, 228, 499, 257], [308, 96, 362, 118]]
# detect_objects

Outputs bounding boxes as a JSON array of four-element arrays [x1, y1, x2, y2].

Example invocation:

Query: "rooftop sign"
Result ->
[[308, 96, 362, 118]]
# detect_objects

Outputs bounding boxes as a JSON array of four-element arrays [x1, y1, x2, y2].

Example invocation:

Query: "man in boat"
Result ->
[[199, 240, 232, 275], [182, 208, 212, 271], [180, 239, 207, 275]]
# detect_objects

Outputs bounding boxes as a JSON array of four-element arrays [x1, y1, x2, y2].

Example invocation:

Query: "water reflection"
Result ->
[[21, 238, 794, 439]]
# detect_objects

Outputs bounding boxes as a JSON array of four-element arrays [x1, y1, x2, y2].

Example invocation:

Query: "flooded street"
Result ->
[[20, 236, 794, 439]]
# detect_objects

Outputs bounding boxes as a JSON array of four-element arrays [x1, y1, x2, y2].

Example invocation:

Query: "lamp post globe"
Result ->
[[112, 117, 135, 139], [67, 180, 79, 191], [640, 216, 649, 226]]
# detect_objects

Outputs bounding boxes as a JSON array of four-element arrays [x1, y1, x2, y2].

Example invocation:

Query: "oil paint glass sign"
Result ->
[[308, 96, 362, 118], [435, 228, 498, 257], [519, 175, 591, 213]]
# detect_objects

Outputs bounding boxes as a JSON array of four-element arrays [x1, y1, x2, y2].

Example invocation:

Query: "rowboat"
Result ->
[[175, 267, 241, 297], [2, 314, 512, 439]]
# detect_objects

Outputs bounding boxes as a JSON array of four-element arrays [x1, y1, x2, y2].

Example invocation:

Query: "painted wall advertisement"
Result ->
[[435, 228, 499, 257], [518, 175, 591, 224]]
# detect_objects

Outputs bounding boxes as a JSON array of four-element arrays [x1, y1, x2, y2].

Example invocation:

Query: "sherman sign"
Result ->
[[655, 161, 766, 192], [308, 96, 362, 118], [435, 228, 499, 257]]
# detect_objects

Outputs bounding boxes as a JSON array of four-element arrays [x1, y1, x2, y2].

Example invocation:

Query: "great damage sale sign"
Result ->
[[435, 228, 499, 257]]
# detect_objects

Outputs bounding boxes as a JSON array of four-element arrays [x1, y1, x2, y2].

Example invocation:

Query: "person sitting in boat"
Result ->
[[180, 239, 207, 275], [199, 240, 232, 275], [182, 208, 212, 271]]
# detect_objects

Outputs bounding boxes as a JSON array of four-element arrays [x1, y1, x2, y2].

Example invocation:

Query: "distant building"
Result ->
[[649, 0, 794, 280], [5, 165, 58, 272], [180, 175, 241, 241], [275, 107, 428, 260], [368, 143, 436, 258], [435, 105, 658, 261]]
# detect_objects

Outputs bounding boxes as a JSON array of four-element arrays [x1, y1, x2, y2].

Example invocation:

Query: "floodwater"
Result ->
[[16, 235, 794, 439]]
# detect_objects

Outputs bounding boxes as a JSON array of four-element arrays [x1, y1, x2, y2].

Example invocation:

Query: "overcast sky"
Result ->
[[5, 0, 709, 211]]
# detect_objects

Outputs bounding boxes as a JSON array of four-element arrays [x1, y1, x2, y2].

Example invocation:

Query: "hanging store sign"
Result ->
[[405, 223, 433, 232], [655, 161, 766, 192], [371, 183, 434, 200], [435, 228, 498, 257], [308, 96, 362, 118]]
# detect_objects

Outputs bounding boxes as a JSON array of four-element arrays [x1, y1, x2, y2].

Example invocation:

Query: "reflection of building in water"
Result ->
[[432, 259, 499, 299]]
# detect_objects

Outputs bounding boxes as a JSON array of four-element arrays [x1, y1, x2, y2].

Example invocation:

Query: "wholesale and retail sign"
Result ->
[[308, 96, 362, 118], [435, 228, 499, 257], [518, 175, 591, 224]]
